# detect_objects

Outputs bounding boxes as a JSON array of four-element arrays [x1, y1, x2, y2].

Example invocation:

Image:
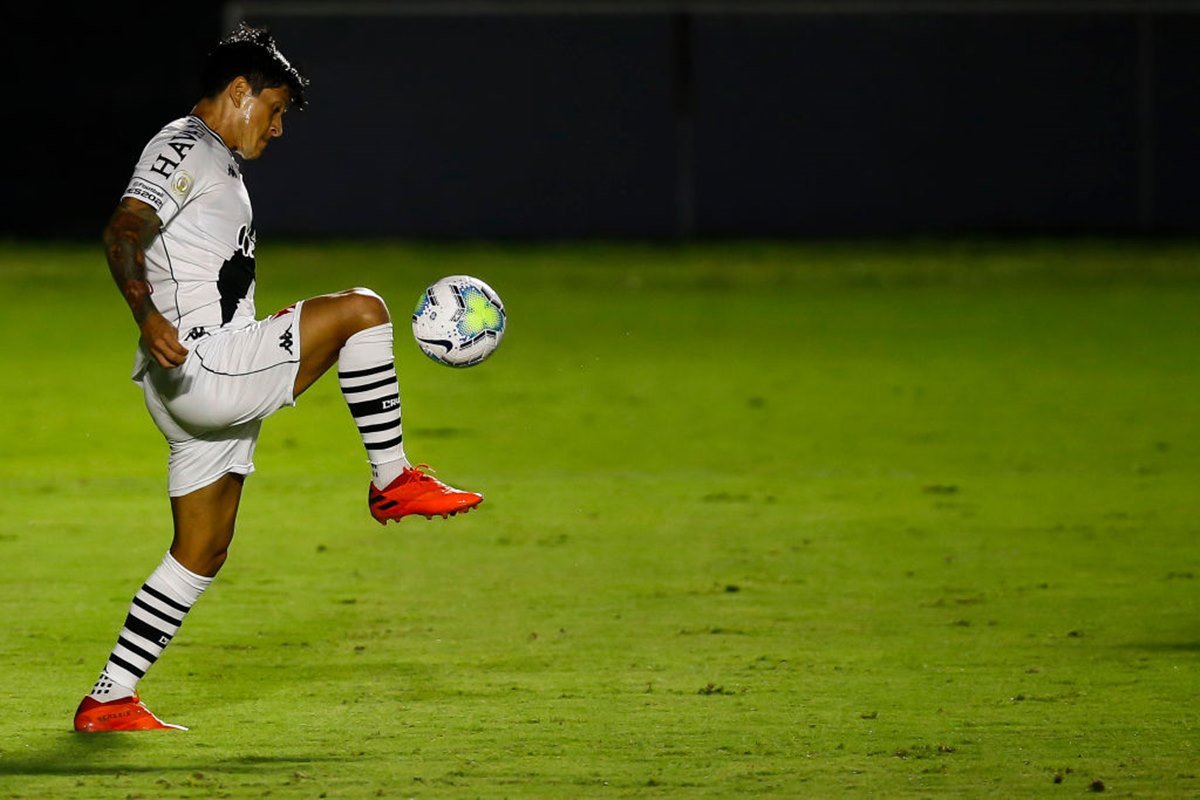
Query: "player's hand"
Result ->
[[140, 312, 190, 369]]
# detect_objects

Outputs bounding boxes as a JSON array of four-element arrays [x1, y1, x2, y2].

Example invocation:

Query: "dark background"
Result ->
[[8, 1, 1200, 240]]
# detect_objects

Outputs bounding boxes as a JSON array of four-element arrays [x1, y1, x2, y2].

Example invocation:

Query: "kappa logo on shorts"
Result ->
[[279, 326, 295, 355], [184, 326, 208, 341]]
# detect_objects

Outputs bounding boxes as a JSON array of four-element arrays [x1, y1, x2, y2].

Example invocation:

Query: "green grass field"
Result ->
[[0, 239, 1197, 798]]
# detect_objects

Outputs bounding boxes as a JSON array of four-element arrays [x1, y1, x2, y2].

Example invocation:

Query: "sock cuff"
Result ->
[[159, 552, 214, 603], [344, 322, 393, 350], [340, 323, 396, 376]]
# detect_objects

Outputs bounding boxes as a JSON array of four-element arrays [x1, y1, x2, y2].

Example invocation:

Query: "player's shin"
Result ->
[[87, 552, 212, 701], [337, 322, 409, 488]]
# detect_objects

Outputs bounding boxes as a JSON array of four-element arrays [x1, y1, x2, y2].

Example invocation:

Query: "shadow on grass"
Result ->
[[0, 733, 348, 777]]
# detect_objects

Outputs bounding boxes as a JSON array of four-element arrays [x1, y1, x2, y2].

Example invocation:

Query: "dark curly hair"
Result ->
[[200, 23, 309, 110]]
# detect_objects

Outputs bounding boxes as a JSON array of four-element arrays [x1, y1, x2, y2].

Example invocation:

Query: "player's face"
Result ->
[[238, 86, 291, 160]]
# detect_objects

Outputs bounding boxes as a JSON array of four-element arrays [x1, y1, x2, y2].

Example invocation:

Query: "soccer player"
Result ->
[[73, 24, 482, 733]]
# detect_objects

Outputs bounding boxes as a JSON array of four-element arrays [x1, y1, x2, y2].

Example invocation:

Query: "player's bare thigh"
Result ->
[[293, 288, 391, 398]]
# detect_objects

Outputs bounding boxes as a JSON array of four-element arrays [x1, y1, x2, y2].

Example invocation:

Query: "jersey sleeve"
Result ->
[[121, 121, 216, 228]]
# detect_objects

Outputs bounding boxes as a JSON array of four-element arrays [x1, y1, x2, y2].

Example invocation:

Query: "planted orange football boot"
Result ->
[[74, 694, 187, 732], [369, 465, 483, 523]]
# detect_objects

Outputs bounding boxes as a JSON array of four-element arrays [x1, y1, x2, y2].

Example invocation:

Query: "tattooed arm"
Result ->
[[103, 198, 189, 369]]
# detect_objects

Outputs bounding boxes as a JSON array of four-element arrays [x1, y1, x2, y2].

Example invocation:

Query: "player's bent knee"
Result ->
[[347, 286, 383, 303], [343, 287, 390, 328], [171, 546, 229, 578]]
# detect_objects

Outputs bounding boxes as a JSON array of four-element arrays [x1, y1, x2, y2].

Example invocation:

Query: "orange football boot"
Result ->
[[369, 465, 483, 523], [73, 694, 187, 732]]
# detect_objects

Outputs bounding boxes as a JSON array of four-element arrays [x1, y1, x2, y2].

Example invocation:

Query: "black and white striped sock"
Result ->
[[338, 323, 408, 488], [88, 552, 212, 701]]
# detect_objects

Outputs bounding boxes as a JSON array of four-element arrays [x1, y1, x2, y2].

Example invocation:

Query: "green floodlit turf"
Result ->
[[0, 239, 1197, 798]]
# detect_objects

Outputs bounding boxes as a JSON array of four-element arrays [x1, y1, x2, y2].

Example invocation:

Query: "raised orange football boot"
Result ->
[[369, 465, 483, 523], [73, 694, 187, 732]]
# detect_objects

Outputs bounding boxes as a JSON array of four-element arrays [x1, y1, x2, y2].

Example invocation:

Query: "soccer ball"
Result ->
[[411, 275, 506, 367]]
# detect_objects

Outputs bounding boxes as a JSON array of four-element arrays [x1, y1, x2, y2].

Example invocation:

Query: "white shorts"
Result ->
[[140, 303, 304, 497]]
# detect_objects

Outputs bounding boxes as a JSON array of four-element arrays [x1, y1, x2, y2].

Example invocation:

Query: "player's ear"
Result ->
[[227, 76, 252, 107]]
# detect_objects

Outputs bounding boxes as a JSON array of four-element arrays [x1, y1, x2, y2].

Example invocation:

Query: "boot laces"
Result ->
[[405, 464, 438, 482]]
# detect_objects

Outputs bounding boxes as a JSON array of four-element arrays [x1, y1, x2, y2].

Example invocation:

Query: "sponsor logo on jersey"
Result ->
[[236, 224, 256, 258], [218, 223, 257, 326]]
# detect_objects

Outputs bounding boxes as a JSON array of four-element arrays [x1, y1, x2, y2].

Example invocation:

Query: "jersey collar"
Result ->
[[188, 114, 236, 158]]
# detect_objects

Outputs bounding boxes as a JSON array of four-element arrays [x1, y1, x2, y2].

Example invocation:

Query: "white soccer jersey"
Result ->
[[122, 115, 258, 378]]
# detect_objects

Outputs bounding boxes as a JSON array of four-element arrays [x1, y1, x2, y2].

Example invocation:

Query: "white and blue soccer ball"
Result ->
[[411, 275, 506, 367]]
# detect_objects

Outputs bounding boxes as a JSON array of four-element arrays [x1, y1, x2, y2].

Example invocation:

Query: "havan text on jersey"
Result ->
[[147, 120, 206, 178]]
